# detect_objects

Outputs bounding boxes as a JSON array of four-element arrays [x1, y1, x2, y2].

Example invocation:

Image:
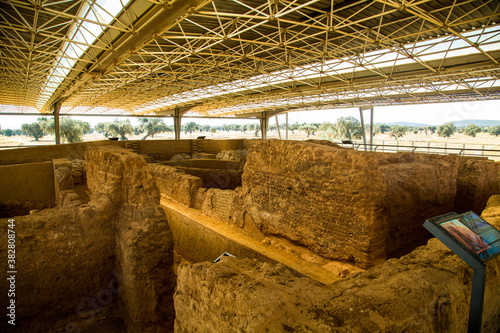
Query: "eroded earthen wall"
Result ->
[[174, 231, 500, 333], [232, 140, 458, 268], [0, 146, 175, 332], [198, 139, 251, 155], [482, 195, 500, 227], [0, 161, 55, 217], [85, 146, 176, 332], [378, 152, 459, 255], [135, 139, 253, 162], [177, 167, 242, 189], [0, 206, 117, 332], [149, 163, 203, 207], [455, 157, 500, 214], [137, 140, 192, 161], [0, 140, 124, 166]]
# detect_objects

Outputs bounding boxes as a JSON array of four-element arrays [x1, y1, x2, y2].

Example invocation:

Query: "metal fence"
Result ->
[[2, 139, 499, 161], [338, 140, 500, 160]]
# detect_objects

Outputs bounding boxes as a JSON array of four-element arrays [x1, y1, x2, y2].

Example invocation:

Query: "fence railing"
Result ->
[[2, 140, 499, 160], [338, 140, 500, 160]]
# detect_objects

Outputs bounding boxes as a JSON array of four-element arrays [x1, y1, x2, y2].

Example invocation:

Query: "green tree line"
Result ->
[[3, 117, 500, 142], [4, 118, 92, 143]]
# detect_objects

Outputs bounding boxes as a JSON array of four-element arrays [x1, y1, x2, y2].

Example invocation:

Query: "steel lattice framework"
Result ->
[[1, 0, 499, 118]]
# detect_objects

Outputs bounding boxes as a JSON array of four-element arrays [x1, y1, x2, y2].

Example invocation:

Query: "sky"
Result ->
[[0, 99, 499, 130]]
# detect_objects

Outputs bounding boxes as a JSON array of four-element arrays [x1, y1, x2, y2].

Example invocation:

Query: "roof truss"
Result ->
[[1, 0, 499, 117]]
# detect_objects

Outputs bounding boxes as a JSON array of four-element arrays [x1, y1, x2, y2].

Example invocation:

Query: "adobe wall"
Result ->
[[377, 152, 459, 255], [0, 146, 175, 332], [198, 139, 251, 154], [174, 212, 500, 332], [149, 164, 203, 207], [177, 167, 242, 189], [0, 140, 124, 166], [0, 139, 254, 166], [136, 139, 253, 161], [232, 140, 458, 268], [455, 157, 500, 214], [162, 201, 274, 264], [137, 140, 192, 161], [482, 195, 500, 227], [0, 206, 117, 332], [0, 161, 55, 216], [85, 146, 176, 332]]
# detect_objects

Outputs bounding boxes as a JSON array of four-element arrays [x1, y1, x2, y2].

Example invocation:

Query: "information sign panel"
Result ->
[[432, 211, 500, 262], [424, 211, 500, 333]]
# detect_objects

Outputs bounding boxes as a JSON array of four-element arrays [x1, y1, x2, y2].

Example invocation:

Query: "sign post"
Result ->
[[424, 211, 500, 333]]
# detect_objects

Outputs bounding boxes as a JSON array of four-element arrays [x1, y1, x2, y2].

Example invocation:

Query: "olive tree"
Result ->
[[464, 124, 481, 137], [437, 122, 456, 138], [139, 118, 170, 139], [488, 125, 500, 137], [21, 122, 44, 141]]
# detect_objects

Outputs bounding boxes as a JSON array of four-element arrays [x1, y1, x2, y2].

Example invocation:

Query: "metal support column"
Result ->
[[286, 113, 289, 140], [260, 113, 269, 139], [174, 108, 182, 140], [53, 101, 61, 145], [469, 266, 486, 333], [360, 106, 374, 151], [275, 115, 281, 140], [369, 107, 374, 151], [359, 107, 367, 151]]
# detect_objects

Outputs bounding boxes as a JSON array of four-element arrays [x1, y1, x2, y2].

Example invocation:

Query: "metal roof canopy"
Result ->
[[1, 0, 500, 119]]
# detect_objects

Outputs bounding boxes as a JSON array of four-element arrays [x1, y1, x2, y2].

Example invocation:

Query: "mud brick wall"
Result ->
[[238, 140, 389, 267], [177, 167, 242, 189], [237, 140, 458, 268], [482, 195, 500, 228], [53, 158, 78, 207], [197, 139, 246, 154], [149, 164, 203, 207], [0, 146, 176, 332], [216, 149, 249, 169], [86, 147, 176, 332], [0, 161, 55, 217], [137, 140, 192, 161], [202, 189, 235, 221], [455, 157, 500, 214], [0, 207, 116, 332], [135, 139, 255, 162], [378, 152, 459, 255], [174, 232, 500, 333], [0, 140, 124, 166]]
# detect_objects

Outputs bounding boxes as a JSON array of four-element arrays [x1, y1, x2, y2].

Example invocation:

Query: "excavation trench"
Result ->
[[161, 196, 342, 285], [1, 140, 500, 332]]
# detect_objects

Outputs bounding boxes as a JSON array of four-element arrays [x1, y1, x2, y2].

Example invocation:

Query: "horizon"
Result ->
[[1, 100, 499, 130]]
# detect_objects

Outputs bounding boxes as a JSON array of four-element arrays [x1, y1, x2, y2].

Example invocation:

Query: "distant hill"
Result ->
[[446, 119, 500, 128], [377, 120, 500, 128], [383, 122, 430, 127]]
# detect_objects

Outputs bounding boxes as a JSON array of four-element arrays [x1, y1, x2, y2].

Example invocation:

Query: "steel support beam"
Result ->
[[275, 116, 281, 140], [260, 112, 269, 139], [174, 108, 182, 140], [53, 101, 62, 145], [286, 113, 289, 140], [359, 107, 367, 151], [370, 107, 374, 152], [56, 0, 213, 110], [360, 106, 374, 151]]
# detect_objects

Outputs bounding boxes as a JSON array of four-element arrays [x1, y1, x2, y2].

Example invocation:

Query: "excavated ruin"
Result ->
[[1, 139, 499, 332]]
